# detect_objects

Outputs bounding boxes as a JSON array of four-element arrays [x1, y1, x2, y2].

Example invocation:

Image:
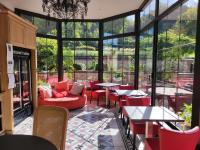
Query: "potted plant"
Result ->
[[178, 103, 192, 129]]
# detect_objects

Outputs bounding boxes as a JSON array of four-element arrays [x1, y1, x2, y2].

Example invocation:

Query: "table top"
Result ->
[[148, 87, 192, 96], [115, 90, 147, 96], [96, 83, 120, 87], [123, 106, 184, 122], [0, 135, 57, 150]]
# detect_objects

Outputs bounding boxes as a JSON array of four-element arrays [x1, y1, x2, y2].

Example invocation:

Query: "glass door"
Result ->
[[21, 58, 32, 107], [13, 49, 32, 124], [13, 57, 22, 111]]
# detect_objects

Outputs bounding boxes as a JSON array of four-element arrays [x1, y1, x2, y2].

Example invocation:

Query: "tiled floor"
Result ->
[[14, 103, 126, 150]]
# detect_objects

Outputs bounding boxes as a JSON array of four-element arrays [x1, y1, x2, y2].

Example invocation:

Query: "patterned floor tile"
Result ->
[[14, 103, 126, 150]]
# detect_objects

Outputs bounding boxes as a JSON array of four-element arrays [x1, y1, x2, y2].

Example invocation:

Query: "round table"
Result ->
[[0, 135, 57, 150]]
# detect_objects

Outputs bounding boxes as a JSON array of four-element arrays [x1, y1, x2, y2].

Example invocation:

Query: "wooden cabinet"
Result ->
[[8, 18, 25, 47], [24, 27, 36, 49], [5, 11, 37, 49], [0, 10, 37, 134]]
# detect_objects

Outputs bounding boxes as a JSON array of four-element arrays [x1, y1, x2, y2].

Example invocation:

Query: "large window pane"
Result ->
[[124, 15, 135, 33], [159, 0, 177, 14], [103, 37, 135, 84], [75, 22, 87, 38], [34, 17, 57, 36], [140, 0, 156, 29], [104, 21, 112, 37], [139, 28, 154, 92], [157, 0, 197, 128], [87, 22, 99, 38], [62, 22, 74, 38], [113, 18, 123, 35], [36, 37, 58, 83]]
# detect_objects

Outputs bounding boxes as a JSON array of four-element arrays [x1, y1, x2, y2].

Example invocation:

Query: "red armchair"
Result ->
[[89, 81, 106, 106], [145, 126, 200, 150], [109, 85, 134, 107]]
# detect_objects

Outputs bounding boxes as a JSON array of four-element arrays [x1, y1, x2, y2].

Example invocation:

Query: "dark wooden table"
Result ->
[[0, 135, 57, 150]]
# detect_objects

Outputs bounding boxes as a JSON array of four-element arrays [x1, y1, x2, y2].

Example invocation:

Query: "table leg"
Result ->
[[145, 122, 153, 138], [105, 87, 109, 108]]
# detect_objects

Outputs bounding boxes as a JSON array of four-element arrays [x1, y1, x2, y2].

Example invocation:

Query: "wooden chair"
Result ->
[[33, 106, 69, 150]]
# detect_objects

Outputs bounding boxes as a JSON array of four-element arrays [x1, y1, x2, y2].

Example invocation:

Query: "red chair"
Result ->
[[145, 126, 200, 150], [109, 85, 134, 107], [167, 94, 192, 113], [124, 96, 159, 149], [89, 81, 106, 106]]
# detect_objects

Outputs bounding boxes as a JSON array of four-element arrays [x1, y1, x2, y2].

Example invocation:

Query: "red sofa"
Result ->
[[38, 82, 87, 110]]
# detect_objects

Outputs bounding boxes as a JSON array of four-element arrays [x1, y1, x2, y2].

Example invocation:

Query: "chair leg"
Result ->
[[108, 99, 111, 108], [127, 126, 130, 138], [125, 117, 129, 135], [97, 96, 99, 106], [90, 91, 92, 104], [132, 134, 136, 150]]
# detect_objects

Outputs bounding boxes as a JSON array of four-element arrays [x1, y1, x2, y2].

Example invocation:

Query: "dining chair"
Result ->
[[145, 126, 200, 150], [167, 94, 192, 113], [33, 106, 69, 150], [109, 85, 134, 107], [124, 96, 159, 149], [89, 80, 106, 106]]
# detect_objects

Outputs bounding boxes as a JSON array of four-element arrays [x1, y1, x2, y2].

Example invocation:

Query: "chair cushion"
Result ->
[[52, 90, 68, 98], [69, 82, 84, 95], [54, 80, 68, 92], [109, 92, 120, 102], [39, 84, 52, 98], [119, 99, 126, 107]]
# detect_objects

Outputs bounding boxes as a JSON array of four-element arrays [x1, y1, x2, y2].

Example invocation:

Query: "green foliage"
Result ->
[[178, 104, 192, 128], [174, 7, 197, 37], [37, 79, 47, 86], [37, 38, 57, 72]]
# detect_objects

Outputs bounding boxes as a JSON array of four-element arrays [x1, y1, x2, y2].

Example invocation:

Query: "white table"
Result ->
[[96, 83, 120, 107], [115, 90, 147, 97], [123, 106, 184, 138]]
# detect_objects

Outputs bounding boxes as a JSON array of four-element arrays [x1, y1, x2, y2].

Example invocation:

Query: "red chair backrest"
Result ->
[[159, 126, 200, 150], [126, 96, 150, 106], [89, 80, 100, 90], [119, 85, 134, 90]]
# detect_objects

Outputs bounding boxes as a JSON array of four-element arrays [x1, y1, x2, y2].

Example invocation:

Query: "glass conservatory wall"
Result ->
[[156, 0, 197, 128]]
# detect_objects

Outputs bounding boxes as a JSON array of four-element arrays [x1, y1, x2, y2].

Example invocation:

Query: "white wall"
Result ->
[[0, 0, 144, 19]]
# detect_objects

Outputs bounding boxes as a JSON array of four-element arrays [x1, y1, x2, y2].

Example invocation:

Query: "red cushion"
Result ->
[[119, 85, 134, 90], [90, 81, 100, 90], [119, 99, 126, 107], [52, 90, 67, 98], [54, 80, 68, 92], [109, 92, 120, 102], [126, 96, 150, 106]]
